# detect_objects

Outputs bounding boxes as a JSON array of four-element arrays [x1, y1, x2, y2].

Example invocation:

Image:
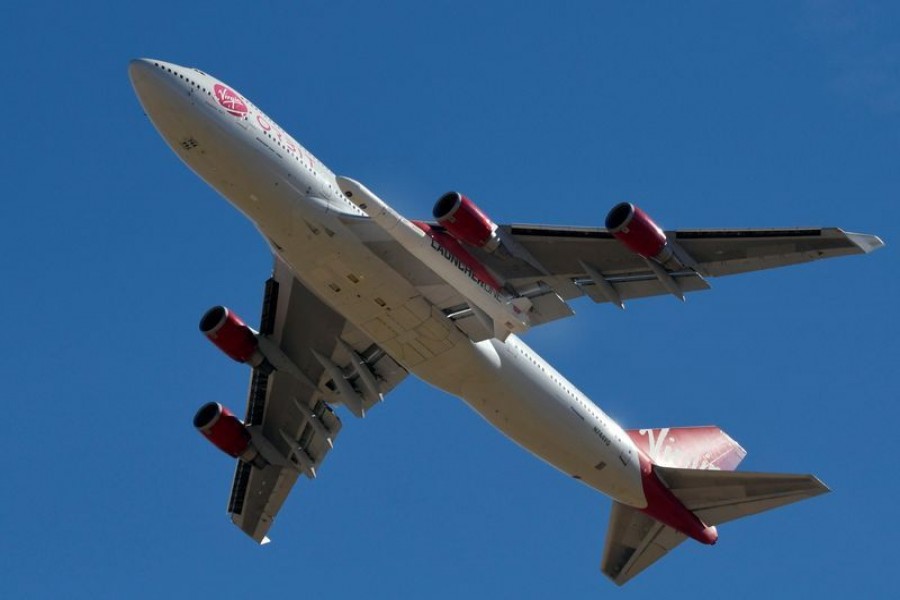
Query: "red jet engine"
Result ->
[[199, 306, 265, 367], [605, 202, 672, 262], [433, 192, 500, 251], [193, 402, 256, 460]]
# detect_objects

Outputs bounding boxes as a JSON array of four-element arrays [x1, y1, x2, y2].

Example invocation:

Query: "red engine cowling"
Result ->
[[199, 306, 262, 365], [433, 192, 500, 251], [605, 202, 670, 261], [193, 402, 252, 458]]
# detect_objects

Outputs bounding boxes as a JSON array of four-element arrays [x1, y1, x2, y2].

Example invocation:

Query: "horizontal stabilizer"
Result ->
[[654, 466, 830, 526], [600, 466, 829, 585], [601, 501, 686, 586]]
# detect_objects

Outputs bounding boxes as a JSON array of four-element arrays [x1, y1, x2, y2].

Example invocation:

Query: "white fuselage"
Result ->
[[130, 59, 646, 508]]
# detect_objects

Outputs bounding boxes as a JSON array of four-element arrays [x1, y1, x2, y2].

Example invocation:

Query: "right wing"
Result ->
[[228, 257, 408, 543]]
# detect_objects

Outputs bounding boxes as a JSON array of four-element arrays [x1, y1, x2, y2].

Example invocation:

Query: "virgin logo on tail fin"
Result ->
[[626, 426, 747, 471]]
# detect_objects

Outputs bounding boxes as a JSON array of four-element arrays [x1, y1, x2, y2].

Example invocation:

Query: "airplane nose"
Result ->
[[128, 58, 157, 85], [128, 58, 168, 104], [129, 58, 185, 119]]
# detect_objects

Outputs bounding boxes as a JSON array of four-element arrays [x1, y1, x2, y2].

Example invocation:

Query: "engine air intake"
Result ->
[[433, 192, 500, 251]]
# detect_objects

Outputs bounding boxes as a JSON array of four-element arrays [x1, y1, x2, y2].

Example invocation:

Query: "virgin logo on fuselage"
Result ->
[[214, 84, 248, 117]]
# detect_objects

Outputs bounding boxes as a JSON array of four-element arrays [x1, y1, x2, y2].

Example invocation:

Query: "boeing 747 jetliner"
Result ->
[[129, 58, 883, 585]]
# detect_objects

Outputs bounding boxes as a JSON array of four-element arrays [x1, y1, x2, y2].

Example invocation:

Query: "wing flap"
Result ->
[[601, 501, 687, 586], [577, 270, 710, 303], [230, 461, 298, 543]]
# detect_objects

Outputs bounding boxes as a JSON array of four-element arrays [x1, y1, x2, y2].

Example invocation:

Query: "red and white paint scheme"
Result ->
[[213, 83, 248, 118], [129, 59, 883, 585]]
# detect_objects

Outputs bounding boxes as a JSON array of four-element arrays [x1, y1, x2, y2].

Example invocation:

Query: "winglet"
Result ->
[[846, 231, 885, 254]]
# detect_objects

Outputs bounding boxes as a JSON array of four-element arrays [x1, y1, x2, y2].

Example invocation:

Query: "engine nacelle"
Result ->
[[193, 402, 254, 459], [605, 202, 671, 262], [199, 306, 264, 366], [433, 192, 500, 251]]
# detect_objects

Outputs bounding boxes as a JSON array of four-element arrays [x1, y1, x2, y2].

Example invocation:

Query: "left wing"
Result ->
[[225, 257, 408, 543]]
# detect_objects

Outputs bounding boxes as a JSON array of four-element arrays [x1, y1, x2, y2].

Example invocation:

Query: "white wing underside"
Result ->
[[227, 257, 408, 543]]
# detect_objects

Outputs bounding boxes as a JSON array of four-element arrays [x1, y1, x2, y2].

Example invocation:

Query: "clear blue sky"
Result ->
[[1, 2, 896, 598]]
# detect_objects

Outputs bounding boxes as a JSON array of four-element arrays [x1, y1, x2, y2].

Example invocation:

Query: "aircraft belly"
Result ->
[[411, 337, 646, 507], [273, 211, 469, 368], [147, 93, 307, 243]]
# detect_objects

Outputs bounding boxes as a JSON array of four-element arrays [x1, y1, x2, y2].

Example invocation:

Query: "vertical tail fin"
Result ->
[[626, 426, 747, 471]]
